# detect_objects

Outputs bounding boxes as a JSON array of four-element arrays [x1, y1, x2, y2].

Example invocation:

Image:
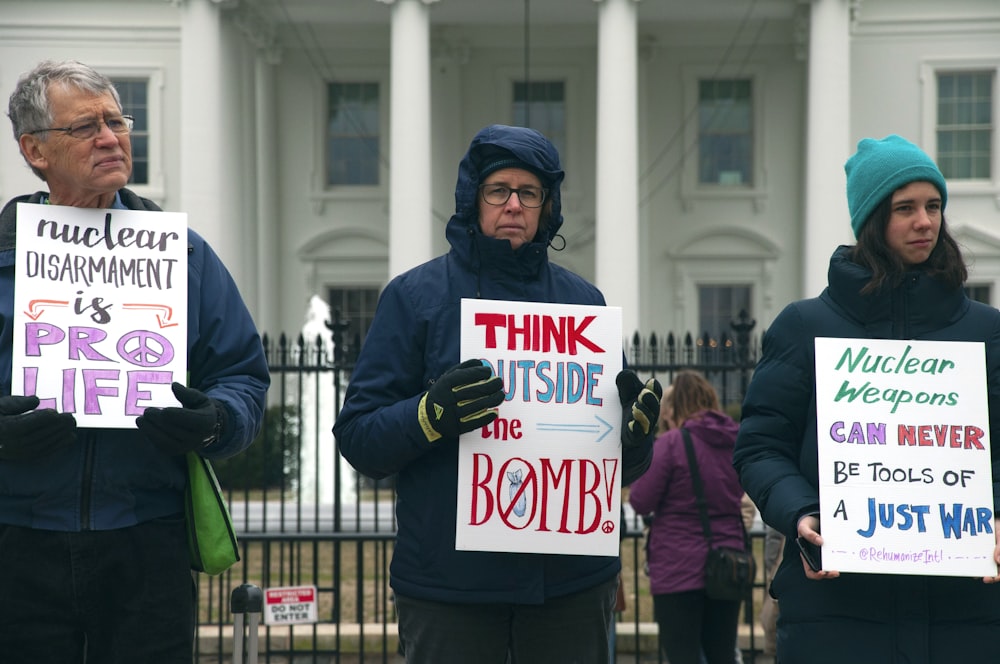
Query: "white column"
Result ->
[[177, 0, 226, 251], [594, 0, 640, 336], [255, 54, 280, 336], [802, 0, 853, 298], [379, 0, 437, 279]]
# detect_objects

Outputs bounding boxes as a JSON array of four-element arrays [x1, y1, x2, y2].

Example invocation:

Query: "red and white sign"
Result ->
[[263, 586, 318, 625], [456, 298, 624, 557]]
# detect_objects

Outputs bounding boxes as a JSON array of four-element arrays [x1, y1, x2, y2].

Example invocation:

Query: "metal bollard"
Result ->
[[231, 583, 264, 664]]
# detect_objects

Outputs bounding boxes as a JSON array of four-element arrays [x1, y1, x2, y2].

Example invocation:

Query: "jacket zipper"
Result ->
[[900, 276, 918, 339]]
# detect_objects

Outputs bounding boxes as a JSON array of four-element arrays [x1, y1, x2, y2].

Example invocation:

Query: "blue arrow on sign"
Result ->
[[536, 415, 615, 442]]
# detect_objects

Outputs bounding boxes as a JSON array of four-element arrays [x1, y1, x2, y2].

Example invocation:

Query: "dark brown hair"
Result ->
[[850, 197, 967, 294], [670, 370, 721, 426]]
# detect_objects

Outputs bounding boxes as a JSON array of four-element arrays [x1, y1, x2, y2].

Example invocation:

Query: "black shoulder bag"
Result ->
[[681, 427, 756, 602]]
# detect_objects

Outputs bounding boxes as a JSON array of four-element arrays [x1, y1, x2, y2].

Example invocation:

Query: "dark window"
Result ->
[[327, 82, 380, 186], [112, 78, 148, 185], [965, 283, 992, 306], [326, 287, 380, 357], [513, 80, 566, 162], [698, 79, 753, 186], [698, 284, 752, 342]]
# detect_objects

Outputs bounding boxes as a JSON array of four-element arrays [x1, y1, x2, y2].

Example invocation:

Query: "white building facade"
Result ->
[[1, 0, 999, 344]]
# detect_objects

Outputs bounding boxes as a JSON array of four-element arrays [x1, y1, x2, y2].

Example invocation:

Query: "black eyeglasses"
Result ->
[[479, 184, 547, 208], [26, 115, 134, 140]]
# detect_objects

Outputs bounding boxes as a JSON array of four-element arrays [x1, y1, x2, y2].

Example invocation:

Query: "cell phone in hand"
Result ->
[[796, 536, 822, 572]]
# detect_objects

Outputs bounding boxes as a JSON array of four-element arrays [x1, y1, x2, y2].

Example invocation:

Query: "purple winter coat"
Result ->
[[628, 410, 744, 595]]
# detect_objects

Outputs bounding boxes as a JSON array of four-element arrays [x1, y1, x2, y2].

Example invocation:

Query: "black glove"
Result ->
[[616, 370, 663, 449], [136, 382, 227, 455], [0, 395, 77, 461], [418, 359, 505, 442]]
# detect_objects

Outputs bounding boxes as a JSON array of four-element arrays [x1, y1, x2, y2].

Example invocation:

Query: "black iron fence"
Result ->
[[194, 312, 763, 663]]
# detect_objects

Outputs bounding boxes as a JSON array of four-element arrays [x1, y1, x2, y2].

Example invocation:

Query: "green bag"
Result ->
[[185, 452, 240, 575]]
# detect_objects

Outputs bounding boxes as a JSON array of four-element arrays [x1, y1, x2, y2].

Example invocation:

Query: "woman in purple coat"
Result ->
[[629, 370, 745, 664]]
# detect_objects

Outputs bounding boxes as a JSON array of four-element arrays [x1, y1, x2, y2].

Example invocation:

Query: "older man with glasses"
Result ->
[[0, 60, 269, 663]]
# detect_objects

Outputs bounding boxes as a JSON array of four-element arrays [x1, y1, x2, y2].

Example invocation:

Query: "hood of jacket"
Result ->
[[680, 409, 740, 448], [445, 125, 565, 283]]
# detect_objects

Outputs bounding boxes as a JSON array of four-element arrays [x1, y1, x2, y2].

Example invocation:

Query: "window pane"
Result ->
[[513, 80, 566, 163], [974, 100, 992, 124], [974, 155, 991, 178], [698, 79, 753, 186], [957, 131, 971, 152], [112, 78, 148, 186], [327, 82, 380, 186], [937, 71, 993, 180]]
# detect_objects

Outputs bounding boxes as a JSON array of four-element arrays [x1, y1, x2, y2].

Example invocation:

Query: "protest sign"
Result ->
[[815, 337, 997, 577], [456, 298, 624, 556], [12, 203, 188, 428]]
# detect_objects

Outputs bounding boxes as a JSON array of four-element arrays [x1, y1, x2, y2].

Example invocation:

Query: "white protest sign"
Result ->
[[12, 203, 188, 428], [263, 586, 318, 625], [815, 337, 997, 577], [456, 298, 624, 556]]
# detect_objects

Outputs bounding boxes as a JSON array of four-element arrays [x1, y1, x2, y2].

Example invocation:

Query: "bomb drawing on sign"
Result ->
[[508, 469, 526, 517]]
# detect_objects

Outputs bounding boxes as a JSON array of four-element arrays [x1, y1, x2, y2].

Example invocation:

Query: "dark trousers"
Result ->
[[653, 589, 741, 664], [395, 575, 617, 664], [0, 516, 196, 664]]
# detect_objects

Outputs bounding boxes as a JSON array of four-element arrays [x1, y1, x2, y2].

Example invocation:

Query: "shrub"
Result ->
[[213, 404, 300, 490]]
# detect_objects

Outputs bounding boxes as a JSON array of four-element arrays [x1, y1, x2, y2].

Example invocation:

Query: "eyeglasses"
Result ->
[[26, 115, 134, 140], [479, 184, 547, 208]]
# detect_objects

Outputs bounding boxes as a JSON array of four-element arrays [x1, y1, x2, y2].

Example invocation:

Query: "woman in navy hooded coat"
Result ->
[[733, 135, 1000, 664], [334, 125, 661, 664]]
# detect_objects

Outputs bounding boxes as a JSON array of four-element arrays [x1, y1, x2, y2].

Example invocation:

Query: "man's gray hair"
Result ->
[[7, 60, 122, 140], [7, 60, 122, 180]]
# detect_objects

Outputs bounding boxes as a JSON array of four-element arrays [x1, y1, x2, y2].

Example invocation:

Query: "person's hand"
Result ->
[[136, 382, 226, 455], [0, 395, 76, 461], [418, 359, 504, 442], [616, 370, 662, 449], [983, 517, 1000, 584], [797, 514, 839, 580]]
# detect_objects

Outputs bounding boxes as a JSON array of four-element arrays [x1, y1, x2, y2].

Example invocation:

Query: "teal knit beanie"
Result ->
[[844, 135, 947, 238]]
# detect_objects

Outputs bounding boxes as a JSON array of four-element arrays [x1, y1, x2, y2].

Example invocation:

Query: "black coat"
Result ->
[[734, 245, 1000, 664]]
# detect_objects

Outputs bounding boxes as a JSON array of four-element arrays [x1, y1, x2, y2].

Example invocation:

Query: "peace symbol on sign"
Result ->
[[116, 330, 175, 368]]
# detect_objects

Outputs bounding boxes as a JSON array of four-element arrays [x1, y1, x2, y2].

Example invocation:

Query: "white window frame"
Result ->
[[680, 64, 767, 213], [101, 66, 165, 204], [310, 69, 389, 211], [920, 57, 1000, 205]]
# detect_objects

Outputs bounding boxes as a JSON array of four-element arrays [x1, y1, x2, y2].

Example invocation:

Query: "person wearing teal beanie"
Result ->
[[734, 133, 1000, 664], [845, 134, 948, 237]]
